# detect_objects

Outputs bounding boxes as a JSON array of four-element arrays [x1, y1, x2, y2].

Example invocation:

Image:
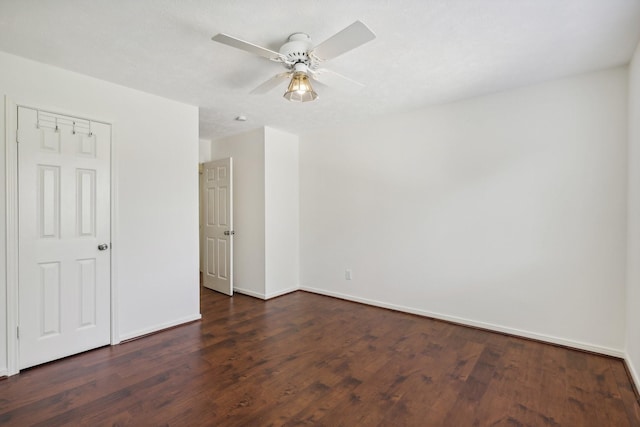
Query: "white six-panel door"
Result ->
[[18, 106, 111, 369], [201, 158, 233, 296]]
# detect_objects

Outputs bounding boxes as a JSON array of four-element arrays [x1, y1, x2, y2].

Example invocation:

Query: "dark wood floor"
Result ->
[[1, 288, 639, 426]]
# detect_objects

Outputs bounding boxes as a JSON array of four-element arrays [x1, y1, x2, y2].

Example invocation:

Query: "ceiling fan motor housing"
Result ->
[[279, 33, 318, 70]]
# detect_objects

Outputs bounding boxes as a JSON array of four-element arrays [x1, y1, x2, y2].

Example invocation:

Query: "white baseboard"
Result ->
[[265, 287, 298, 300], [118, 313, 202, 342], [234, 286, 299, 300], [300, 286, 625, 358], [0, 369, 7, 378], [624, 353, 640, 392], [234, 287, 265, 300]]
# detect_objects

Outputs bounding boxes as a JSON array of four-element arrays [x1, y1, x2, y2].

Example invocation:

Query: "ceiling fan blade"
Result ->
[[310, 21, 376, 61], [212, 33, 284, 62], [310, 69, 364, 93], [250, 72, 292, 94]]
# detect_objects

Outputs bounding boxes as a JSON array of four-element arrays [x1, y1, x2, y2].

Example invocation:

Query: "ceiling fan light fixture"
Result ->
[[283, 71, 318, 102]]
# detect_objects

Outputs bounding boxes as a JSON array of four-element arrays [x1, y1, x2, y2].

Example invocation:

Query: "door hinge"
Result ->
[[16, 326, 19, 339]]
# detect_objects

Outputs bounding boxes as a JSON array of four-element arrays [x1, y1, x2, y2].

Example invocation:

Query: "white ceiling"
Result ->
[[1, 0, 639, 141]]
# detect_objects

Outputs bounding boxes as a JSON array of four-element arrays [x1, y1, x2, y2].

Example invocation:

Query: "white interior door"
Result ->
[[201, 158, 233, 296], [18, 106, 111, 369]]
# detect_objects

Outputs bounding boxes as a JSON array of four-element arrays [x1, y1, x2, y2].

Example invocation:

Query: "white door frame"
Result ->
[[4, 96, 120, 376]]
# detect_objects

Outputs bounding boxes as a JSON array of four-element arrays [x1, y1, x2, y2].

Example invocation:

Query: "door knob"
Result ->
[[98, 244, 109, 251], [224, 230, 235, 236]]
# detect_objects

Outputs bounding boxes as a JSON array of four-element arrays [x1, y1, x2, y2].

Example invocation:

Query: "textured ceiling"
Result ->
[[0, 0, 639, 141]]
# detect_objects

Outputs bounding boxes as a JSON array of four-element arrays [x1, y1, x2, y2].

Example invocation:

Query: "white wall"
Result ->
[[0, 51, 201, 373], [211, 127, 299, 299], [265, 127, 300, 298], [199, 138, 212, 163], [300, 67, 629, 355], [211, 128, 267, 297], [627, 42, 640, 387]]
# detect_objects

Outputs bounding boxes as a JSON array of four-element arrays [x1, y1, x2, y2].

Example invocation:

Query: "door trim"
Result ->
[[5, 96, 19, 376], [4, 97, 119, 375]]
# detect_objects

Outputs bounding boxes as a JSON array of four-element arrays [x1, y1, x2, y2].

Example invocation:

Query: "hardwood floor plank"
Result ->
[[1, 289, 639, 426]]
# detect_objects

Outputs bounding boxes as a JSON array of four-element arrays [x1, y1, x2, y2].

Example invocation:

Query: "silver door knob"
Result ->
[[224, 230, 235, 236], [98, 244, 109, 251]]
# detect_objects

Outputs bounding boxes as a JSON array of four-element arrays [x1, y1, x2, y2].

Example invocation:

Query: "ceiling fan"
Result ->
[[211, 21, 376, 102]]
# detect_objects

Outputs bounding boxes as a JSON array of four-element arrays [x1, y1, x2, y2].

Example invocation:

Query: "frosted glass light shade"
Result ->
[[283, 72, 318, 102]]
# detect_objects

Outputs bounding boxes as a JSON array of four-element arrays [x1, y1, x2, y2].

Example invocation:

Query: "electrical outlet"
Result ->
[[345, 269, 352, 280]]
